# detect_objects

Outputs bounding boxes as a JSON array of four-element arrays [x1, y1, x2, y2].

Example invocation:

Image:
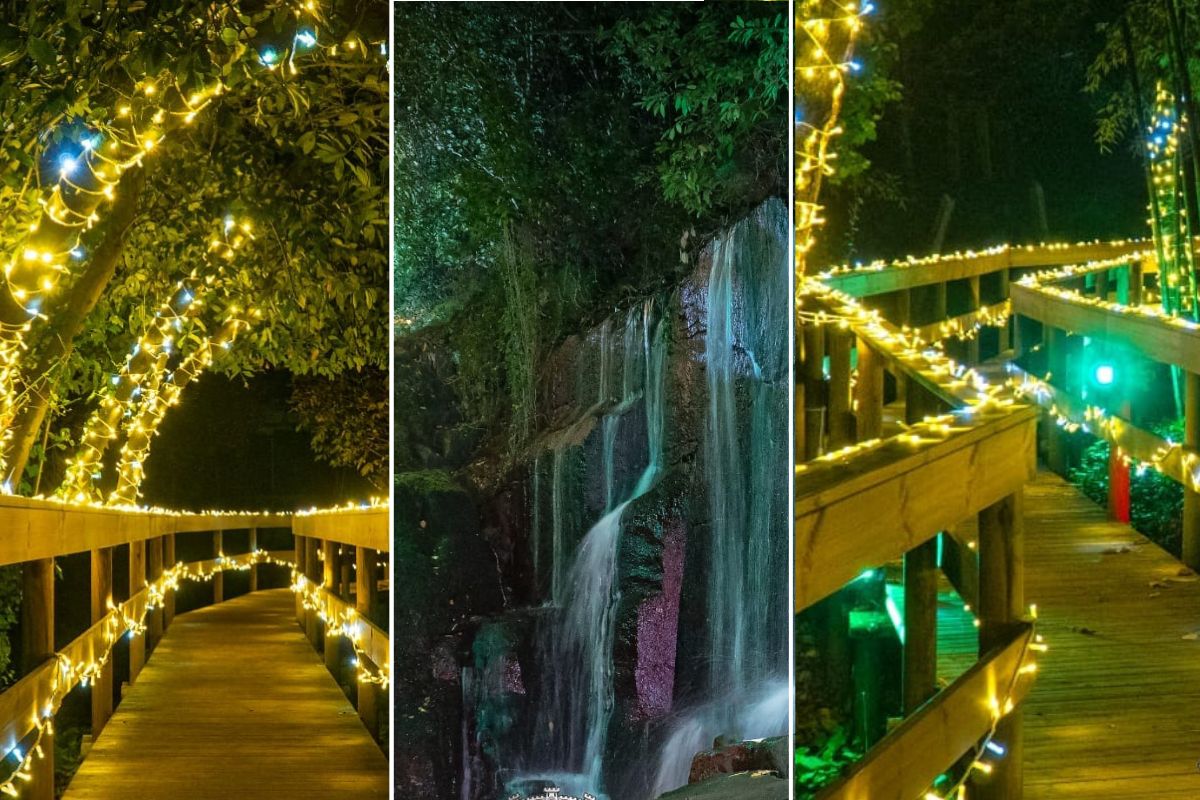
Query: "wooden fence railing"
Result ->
[[797, 278, 1038, 799], [1004, 255, 1200, 569], [0, 500, 388, 800]]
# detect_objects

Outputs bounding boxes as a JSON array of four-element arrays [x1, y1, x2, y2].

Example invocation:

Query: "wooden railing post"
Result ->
[[854, 339, 884, 441], [356, 545, 379, 738], [128, 541, 146, 685], [162, 534, 175, 630], [339, 545, 352, 600], [90, 547, 114, 737], [966, 274, 982, 364], [147, 535, 163, 649], [249, 527, 259, 593], [304, 537, 320, 646], [903, 384, 938, 715], [21, 558, 54, 800], [355, 546, 379, 743], [1044, 327, 1068, 474], [322, 539, 339, 672], [212, 530, 224, 605], [1130, 258, 1144, 306], [998, 269, 1012, 354], [828, 329, 853, 449], [294, 533, 305, 627], [1184, 373, 1200, 570], [976, 490, 1025, 800]]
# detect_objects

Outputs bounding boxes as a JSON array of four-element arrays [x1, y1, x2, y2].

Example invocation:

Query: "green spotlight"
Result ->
[[1094, 363, 1115, 386]]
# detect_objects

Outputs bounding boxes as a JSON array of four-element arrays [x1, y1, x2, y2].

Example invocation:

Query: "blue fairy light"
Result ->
[[294, 29, 317, 48], [258, 46, 279, 67]]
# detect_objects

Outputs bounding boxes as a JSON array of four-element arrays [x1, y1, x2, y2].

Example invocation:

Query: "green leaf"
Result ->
[[27, 36, 55, 68]]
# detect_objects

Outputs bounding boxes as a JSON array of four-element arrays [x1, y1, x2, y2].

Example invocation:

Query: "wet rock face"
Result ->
[[393, 475, 506, 799], [655, 771, 788, 800], [687, 736, 788, 784]]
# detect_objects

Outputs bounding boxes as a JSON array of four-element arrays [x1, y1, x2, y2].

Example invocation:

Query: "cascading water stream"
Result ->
[[514, 299, 667, 799], [651, 199, 789, 796]]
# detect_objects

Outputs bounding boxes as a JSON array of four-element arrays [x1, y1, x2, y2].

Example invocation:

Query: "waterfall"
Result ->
[[551, 447, 567, 602], [651, 199, 789, 795], [514, 300, 667, 799]]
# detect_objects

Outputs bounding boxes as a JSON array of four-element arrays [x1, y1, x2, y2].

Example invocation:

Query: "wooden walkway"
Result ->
[[1021, 471, 1200, 798], [64, 589, 387, 799]]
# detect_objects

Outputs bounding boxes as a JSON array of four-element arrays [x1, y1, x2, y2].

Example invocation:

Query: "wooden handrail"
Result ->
[[0, 500, 289, 567], [795, 408, 1036, 611], [817, 623, 1035, 800], [1011, 268, 1200, 374], [821, 239, 1149, 297], [293, 506, 388, 552]]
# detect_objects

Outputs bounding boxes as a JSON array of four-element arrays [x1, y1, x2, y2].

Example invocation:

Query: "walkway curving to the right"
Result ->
[[63, 588, 387, 800], [1022, 471, 1200, 798]]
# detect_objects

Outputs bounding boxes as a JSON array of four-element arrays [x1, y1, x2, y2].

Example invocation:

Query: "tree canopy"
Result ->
[[394, 1, 787, 469], [1, 0, 389, 497]]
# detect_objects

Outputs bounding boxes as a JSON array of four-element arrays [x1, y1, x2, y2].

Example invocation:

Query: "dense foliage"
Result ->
[[394, 2, 787, 468], [1, 0, 388, 492], [1070, 419, 1186, 555]]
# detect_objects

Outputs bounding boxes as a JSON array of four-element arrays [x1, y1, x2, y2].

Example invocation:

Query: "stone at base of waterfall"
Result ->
[[655, 771, 787, 800], [688, 736, 788, 784]]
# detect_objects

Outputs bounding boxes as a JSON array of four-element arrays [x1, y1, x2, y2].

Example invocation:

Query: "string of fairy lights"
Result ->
[[0, 548, 388, 798], [795, 0, 873, 278], [796, 3, 1041, 795]]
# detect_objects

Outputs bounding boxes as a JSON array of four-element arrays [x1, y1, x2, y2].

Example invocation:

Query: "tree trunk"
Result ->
[[4, 167, 146, 487]]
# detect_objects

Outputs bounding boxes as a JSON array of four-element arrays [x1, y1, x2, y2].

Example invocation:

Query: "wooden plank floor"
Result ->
[[64, 588, 387, 799], [1022, 471, 1200, 798]]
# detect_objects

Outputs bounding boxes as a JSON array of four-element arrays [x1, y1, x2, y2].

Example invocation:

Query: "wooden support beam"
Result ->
[[147, 535, 163, 649], [249, 527, 259, 593], [356, 546, 380, 739], [21, 558, 53, 800], [903, 537, 938, 714], [941, 529, 979, 610], [854, 340, 884, 440], [212, 530, 224, 605], [1185, 372, 1200, 570], [974, 491, 1025, 800], [323, 539, 339, 672], [90, 548, 114, 737], [128, 541, 145, 685], [162, 534, 175, 630]]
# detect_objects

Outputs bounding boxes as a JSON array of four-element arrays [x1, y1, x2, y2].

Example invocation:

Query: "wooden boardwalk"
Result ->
[[1022, 471, 1200, 798], [64, 588, 387, 799]]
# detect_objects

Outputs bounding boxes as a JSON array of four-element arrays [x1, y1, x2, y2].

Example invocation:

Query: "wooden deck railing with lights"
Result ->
[[802, 236, 1200, 795], [797, 276, 1038, 799], [0, 499, 389, 800]]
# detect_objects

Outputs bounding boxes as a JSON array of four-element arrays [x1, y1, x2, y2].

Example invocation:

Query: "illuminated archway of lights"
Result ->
[[0, 0, 386, 501]]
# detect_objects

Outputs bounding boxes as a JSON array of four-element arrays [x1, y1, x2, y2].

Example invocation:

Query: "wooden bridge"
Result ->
[[797, 239, 1200, 798], [0, 499, 389, 799]]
